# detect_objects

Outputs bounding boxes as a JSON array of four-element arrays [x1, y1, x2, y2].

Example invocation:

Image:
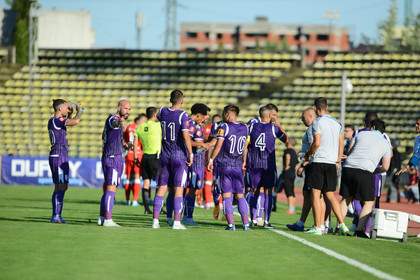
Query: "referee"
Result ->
[[133, 107, 162, 214]]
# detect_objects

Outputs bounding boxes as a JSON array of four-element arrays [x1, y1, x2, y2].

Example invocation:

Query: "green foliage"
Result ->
[[402, 13, 420, 51], [377, 0, 398, 51], [281, 35, 290, 51], [263, 40, 280, 51], [6, 0, 37, 64], [217, 41, 224, 51]]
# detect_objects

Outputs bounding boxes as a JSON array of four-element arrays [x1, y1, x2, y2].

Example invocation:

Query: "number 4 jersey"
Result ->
[[248, 122, 285, 170], [215, 122, 248, 169]]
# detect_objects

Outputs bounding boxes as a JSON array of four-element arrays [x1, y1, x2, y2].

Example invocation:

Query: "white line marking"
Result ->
[[233, 212, 401, 280]]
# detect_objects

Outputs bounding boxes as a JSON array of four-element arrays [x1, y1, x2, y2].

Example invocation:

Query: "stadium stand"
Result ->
[[242, 52, 420, 161], [0, 49, 300, 160]]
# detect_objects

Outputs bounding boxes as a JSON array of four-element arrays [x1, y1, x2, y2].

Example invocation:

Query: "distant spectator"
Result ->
[[343, 124, 354, 155], [399, 166, 419, 203]]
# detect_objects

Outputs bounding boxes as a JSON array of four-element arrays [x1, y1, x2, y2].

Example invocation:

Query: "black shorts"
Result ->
[[339, 167, 375, 202], [306, 162, 337, 193], [282, 176, 295, 197], [302, 164, 312, 192], [141, 154, 159, 180]]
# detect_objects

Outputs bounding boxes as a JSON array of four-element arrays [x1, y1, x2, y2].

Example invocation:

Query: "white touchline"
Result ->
[[232, 212, 402, 280]]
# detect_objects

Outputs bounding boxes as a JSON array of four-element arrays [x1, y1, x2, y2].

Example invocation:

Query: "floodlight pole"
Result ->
[[340, 71, 346, 129], [28, 0, 38, 155]]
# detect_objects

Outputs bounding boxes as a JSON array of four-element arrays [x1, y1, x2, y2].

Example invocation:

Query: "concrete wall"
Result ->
[[38, 9, 95, 49]]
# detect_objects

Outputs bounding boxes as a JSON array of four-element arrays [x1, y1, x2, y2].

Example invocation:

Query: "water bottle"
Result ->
[[70, 102, 85, 113]]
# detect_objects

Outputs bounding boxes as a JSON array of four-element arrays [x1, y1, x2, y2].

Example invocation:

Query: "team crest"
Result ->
[[59, 117, 65, 121], [185, 120, 190, 126], [197, 130, 202, 137], [189, 126, 195, 133]]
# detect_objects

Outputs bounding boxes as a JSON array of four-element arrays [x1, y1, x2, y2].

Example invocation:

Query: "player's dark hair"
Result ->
[[212, 114, 221, 122], [170, 89, 183, 104], [52, 99, 67, 112], [363, 111, 378, 127], [345, 124, 355, 131], [370, 118, 386, 133], [258, 106, 267, 117], [223, 104, 240, 116], [191, 103, 211, 115], [314, 97, 328, 110], [266, 103, 278, 112], [134, 113, 147, 123], [146, 107, 158, 119]]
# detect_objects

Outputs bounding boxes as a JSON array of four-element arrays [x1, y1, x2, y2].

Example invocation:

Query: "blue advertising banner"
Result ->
[[0, 156, 104, 188]]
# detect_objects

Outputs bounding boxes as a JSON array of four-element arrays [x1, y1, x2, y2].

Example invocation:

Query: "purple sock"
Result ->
[[52, 191, 57, 216], [153, 195, 164, 220], [166, 192, 174, 219], [104, 191, 115, 220], [265, 193, 273, 221], [184, 195, 195, 219], [223, 196, 234, 225], [257, 192, 265, 219], [174, 196, 183, 222], [237, 197, 249, 225], [353, 200, 362, 216], [56, 190, 65, 216], [100, 193, 106, 217], [249, 192, 257, 220], [365, 205, 374, 233]]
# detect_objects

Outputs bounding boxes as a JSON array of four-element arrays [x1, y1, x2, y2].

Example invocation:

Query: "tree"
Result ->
[[6, 0, 37, 64], [402, 12, 420, 51], [280, 35, 290, 51], [377, 0, 398, 51]]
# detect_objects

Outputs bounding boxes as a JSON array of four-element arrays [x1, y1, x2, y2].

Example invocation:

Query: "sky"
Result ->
[[1, 0, 420, 50]]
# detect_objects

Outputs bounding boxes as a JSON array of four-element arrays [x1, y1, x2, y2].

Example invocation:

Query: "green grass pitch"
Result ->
[[0, 185, 419, 280]]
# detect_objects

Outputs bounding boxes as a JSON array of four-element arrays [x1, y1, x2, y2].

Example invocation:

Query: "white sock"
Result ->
[[296, 220, 305, 227], [321, 225, 325, 231], [325, 221, 331, 228], [339, 223, 345, 228]]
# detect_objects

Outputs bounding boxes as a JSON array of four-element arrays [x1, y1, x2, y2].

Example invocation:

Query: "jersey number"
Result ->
[[161, 121, 175, 141], [228, 135, 246, 154], [255, 133, 266, 151]]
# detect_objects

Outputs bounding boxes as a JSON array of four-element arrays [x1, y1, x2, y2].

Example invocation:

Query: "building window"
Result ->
[[317, 34, 329, 41], [186, 48, 197, 51], [217, 33, 223, 39], [294, 34, 310, 41], [205, 32, 210, 38], [186, 32, 197, 38], [316, 50, 328, 56]]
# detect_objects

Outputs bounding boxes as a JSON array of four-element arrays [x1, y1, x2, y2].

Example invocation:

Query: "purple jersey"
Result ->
[[210, 121, 224, 137], [102, 114, 124, 158], [48, 117, 69, 156], [190, 121, 205, 170], [215, 122, 248, 169], [158, 107, 190, 160], [247, 117, 261, 127], [248, 122, 285, 170]]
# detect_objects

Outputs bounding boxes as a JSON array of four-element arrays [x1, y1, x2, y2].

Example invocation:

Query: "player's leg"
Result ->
[[355, 200, 374, 237], [142, 179, 152, 213], [236, 193, 250, 230], [284, 177, 296, 214], [49, 156, 69, 223], [171, 158, 188, 229], [263, 186, 273, 228], [152, 156, 169, 228], [132, 167, 141, 206], [256, 186, 265, 226], [124, 159, 132, 205], [288, 166, 313, 231]]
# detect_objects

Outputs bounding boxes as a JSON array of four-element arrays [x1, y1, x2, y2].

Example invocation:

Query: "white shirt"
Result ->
[[311, 114, 342, 164], [344, 130, 392, 173]]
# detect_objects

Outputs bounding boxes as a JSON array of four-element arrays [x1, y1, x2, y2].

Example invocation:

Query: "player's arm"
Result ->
[[397, 137, 420, 175], [305, 133, 321, 161], [183, 130, 194, 166], [207, 138, 224, 172], [242, 140, 249, 171], [66, 103, 83, 126], [133, 135, 141, 166], [373, 156, 391, 174], [337, 132, 344, 168], [284, 153, 291, 171]]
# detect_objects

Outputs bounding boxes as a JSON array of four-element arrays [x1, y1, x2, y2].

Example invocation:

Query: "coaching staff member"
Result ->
[[133, 107, 162, 214]]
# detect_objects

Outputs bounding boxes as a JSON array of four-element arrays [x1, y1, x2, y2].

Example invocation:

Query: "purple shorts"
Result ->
[[248, 168, 277, 189], [217, 168, 245, 194], [49, 155, 69, 184], [102, 155, 124, 186], [157, 156, 188, 188], [188, 166, 205, 189]]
